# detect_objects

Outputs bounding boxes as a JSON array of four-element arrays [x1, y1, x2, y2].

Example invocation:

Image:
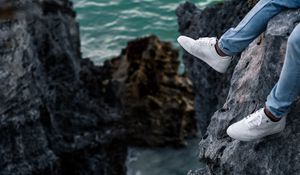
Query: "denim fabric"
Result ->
[[266, 24, 300, 118], [218, 0, 300, 118]]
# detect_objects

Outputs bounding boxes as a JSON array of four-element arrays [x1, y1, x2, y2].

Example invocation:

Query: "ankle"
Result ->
[[264, 107, 281, 122], [214, 41, 228, 57]]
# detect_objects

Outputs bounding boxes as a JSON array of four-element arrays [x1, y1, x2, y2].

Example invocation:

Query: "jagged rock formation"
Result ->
[[176, 1, 251, 133], [104, 35, 197, 147], [0, 1, 127, 174], [177, 1, 300, 175]]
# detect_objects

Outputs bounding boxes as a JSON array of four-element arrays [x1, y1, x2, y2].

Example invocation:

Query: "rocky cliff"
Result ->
[[177, 1, 300, 175], [0, 0, 127, 174], [0, 0, 197, 174]]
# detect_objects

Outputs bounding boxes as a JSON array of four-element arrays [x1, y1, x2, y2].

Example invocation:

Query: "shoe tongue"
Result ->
[[209, 37, 216, 44], [247, 114, 264, 128]]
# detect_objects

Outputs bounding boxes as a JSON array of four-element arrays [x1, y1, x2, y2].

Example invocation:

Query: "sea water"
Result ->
[[72, 1, 220, 174], [73, 0, 220, 64]]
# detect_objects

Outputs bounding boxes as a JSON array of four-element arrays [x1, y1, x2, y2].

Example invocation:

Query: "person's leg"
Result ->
[[177, 0, 300, 74], [227, 23, 300, 142], [265, 23, 300, 118], [219, 0, 300, 56]]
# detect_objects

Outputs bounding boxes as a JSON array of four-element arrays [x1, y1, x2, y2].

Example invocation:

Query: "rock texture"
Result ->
[[0, 1, 127, 174], [103, 35, 197, 147], [178, 1, 300, 175], [176, 1, 251, 133]]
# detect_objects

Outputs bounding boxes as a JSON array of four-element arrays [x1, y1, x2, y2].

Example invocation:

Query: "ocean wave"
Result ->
[[73, 0, 220, 63]]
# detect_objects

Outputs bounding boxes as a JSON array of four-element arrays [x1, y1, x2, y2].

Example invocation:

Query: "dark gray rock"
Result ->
[[176, 1, 251, 133], [185, 7, 300, 175], [0, 0, 127, 174]]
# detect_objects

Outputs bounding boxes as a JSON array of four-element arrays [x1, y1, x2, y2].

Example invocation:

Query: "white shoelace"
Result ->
[[196, 38, 215, 46], [245, 109, 264, 129]]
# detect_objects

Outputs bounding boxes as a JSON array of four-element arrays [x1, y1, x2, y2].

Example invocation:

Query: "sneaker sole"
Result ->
[[227, 127, 285, 142]]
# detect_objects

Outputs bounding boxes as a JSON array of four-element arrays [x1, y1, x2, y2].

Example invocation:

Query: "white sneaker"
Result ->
[[177, 36, 232, 73], [226, 108, 286, 142]]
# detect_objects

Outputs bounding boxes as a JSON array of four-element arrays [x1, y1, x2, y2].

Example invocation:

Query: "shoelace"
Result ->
[[245, 109, 264, 129], [196, 38, 215, 46]]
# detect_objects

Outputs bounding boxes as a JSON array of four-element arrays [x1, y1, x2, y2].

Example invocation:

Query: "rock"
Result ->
[[181, 4, 300, 175], [0, 0, 127, 174], [105, 35, 197, 147], [248, 0, 259, 6], [176, 1, 251, 133]]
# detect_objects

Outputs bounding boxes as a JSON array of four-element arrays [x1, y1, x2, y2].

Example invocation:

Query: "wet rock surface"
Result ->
[[177, 1, 300, 175], [176, 1, 251, 133], [104, 35, 197, 147]]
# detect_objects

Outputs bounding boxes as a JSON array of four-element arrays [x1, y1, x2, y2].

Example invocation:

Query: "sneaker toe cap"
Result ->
[[177, 36, 194, 48], [226, 125, 235, 138], [226, 123, 250, 141]]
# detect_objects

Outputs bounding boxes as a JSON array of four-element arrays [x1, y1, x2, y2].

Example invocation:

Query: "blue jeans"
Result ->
[[218, 0, 300, 118]]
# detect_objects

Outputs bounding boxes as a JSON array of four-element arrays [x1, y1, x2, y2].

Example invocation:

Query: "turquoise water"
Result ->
[[126, 133, 203, 175], [73, 0, 219, 65]]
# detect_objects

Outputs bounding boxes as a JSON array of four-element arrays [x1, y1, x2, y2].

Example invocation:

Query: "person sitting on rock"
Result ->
[[177, 0, 300, 141]]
